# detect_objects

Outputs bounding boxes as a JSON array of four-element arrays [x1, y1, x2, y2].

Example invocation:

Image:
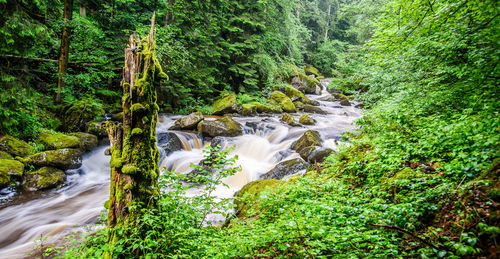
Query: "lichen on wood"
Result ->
[[105, 12, 168, 247]]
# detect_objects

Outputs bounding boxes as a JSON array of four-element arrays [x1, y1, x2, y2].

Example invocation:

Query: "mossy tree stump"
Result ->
[[105, 13, 168, 245]]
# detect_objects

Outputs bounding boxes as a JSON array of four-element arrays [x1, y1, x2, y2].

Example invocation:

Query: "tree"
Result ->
[[105, 12, 168, 250], [56, 0, 74, 103]]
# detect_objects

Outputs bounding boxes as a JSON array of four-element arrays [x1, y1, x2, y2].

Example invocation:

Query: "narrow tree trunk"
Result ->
[[324, 3, 332, 41], [105, 12, 168, 250], [79, 2, 86, 17], [56, 0, 74, 103]]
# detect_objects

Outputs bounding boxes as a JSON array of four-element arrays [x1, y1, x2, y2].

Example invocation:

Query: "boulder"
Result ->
[[86, 121, 108, 138], [37, 132, 80, 150], [307, 147, 334, 163], [299, 114, 315, 125], [235, 179, 281, 218], [355, 103, 365, 109], [157, 132, 184, 155], [267, 91, 296, 113], [69, 132, 98, 151], [0, 159, 24, 188], [0, 135, 33, 157], [318, 95, 336, 102], [333, 93, 351, 106], [212, 93, 238, 115], [291, 130, 322, 160], [198, 116, 243, 137], [292, 74, 321, 94], [340, 99, 351, 106], [24, 148, 83, 170], [260, 158, 309, 180], [63, 100, 105, 132], [240, 102, 281, 116], [169, 112, 204, 130], [284, 86, 319, 106], [305, 65, 321, 76], [24, 167, 66, 191], [280, 113, 300, 127], [303, 105, 327, 114]]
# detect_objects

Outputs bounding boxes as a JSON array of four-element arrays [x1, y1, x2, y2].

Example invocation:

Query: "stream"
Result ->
[[0, 82, 361, 258]]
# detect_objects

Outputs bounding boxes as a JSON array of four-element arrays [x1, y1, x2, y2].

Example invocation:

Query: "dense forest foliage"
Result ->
[[0, 0, 498, 257]]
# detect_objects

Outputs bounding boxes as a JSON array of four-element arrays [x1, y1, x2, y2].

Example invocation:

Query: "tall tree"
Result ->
[[56, 0, 74, 103], [105, 12, 168, 250]]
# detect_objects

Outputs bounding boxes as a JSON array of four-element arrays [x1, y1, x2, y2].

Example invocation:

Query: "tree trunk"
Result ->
[[79, 2, 86, 17], [56, 0, 74, 103], [324, 3, 331, 41], [105, 12, 168, 251]]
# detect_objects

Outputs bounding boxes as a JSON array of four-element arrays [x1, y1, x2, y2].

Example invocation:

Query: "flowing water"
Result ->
[[0, 82, 361, 258]]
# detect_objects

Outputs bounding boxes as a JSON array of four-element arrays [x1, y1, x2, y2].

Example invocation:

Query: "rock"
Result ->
[[110, 112, 123, 121], [63, 100, 105, 132], [210, 136, 227, 151], [86, 121, 108, 138], [37, 132, 80, 150], [0, 151, 13, 159], [24, 148, 83, 170], [104, 148, 111, 156], [157, 132, 184, 155], [169, 112, 204, 130], [280, 113, 300, 127], [24, 167, 66, 191], [299, 114, 315, 125], [302, 95, 320, 106], [319, 95, 336, 102], [355, 103, 365, 109], [0, 135, 33, 157], [212, 93, 238, 115], [305, 65, 320, 76], [303, 105, 327, 114], [327, 88, 341, 94], [235, 179, 281, 218], [333, 93, 352, 106], [340, 99, 351, 106], [283, 86, 319, 106], [291, 130, 322, 160], [198, 116, 243, 137], [267, 91, 296, 112], [260, 158, 309, 180], [293, 101, 305, 110], [240, 102, 281, 116], [0, 159, 24, 188], [307, 148, 334, 163], [69, 132, 98, 151], [292, 74, 321, 94]]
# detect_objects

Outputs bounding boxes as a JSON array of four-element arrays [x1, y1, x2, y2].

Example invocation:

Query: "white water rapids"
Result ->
[[0, 82, 361, 258]]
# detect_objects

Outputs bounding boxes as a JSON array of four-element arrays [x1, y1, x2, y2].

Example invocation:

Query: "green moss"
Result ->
[[284, 86, 305, 99], [0, 151, 13, 159], [0, 159, 24, 177], [69, 132, 98, 151], [0, 135, 33, 157], [130, 103, 146, 113], [24, 167, 65, 191], [299, 114, 315, 125], [24, 148, 83, 170], [235, 179, 281, 218], [124, 183, 134, 190], [240, 101, 281, 115], [131, 128, 143, 136], [122, 164, 139, 175], [37, 131, 80, 150], [104, 200, 111, 209], [212, 93, 237, 115], [267, 91, 296, 113], [110, 150, 123, 168], [280, 113, 299, 126], [305, 65, 321, 76], [291, 130, 322, 159]]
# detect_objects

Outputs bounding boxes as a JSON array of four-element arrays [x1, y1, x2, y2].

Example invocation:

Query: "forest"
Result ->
[[0, 0, 498, 258]]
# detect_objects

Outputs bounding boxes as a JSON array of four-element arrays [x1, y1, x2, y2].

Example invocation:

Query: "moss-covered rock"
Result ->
[[169, 112, 204, 130], [305, 65, 321, 76], [24, 167, 66, 191], [267, 91, 296, 113], [235, 179, 281, 218], [63, 100, 105, 132], [212, 93, 238, 115], [291, 130, 322, 160], [199, 116, 243, 137], [293, 101, 305, 110], [303, 105, 327, 114], [24, 148, 83, 170], [280, 113, 300, 127], [291, 73, 321, 94], [110, 112, 123, 121], [284, 86, 319, 106], [307, 147, 334, 163], [69, 132, 98, 151], [299, 114, 315, 125], [0, 135, 33, 157], [260, 158, 309, 180], [37, 132, 80, 150], [0, 159, 24, 188], [86, 121, 108, 138], [0, 151, 13, 159], [333, 93, 352, 106], [240, 102, 281, 116]]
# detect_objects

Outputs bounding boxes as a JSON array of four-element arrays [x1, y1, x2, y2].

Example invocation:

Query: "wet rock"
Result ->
[[86, 121, 108, 138], [157, 132, 183, 155], [198, 116, 243, 137], [333, 93, 352, 106], [293, 101, 305, 110], [210, 136, 227, 151], [24, 167, 66, 191], [260, 158, 309, 180], [23, 148, 83, 170], [37, 132, 80, 150], [303, 105, 327, 114], [0, 135, 33, 157], [104, 148, 111, 156], [307, 147, 334, 163], [212, 93, 238, 115], [240, 102, 281, 116], [63, 100, 105, 132], [69, 132, 98, 152], [283, 86, 319, 106], [0, 159, 24, 188], [169, 112, 204, 130], [318, 95, 336, 102], [235, 179, 281, 218], [355, 103, 365, 109], [340, 99, 351, 106], [291, 130, 322, 160], [327, 88, 341, 94], [280, 113, 300, 127], [299, 114, 315, 125], [268, 91, 296, 113]]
